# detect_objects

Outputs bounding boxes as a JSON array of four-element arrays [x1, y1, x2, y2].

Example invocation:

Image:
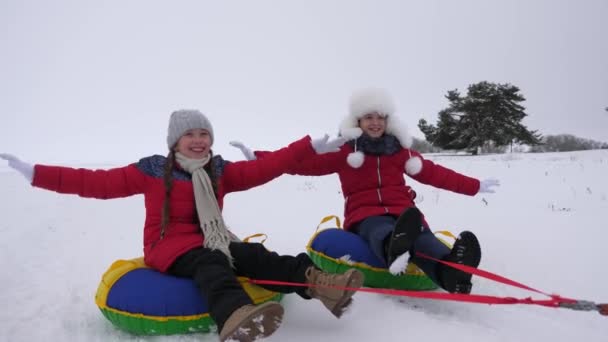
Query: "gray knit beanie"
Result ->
[[166, 109, 214, 149]]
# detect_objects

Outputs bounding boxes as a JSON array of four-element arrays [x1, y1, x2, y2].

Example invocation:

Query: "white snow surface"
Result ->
[[1, 150, 607, 341]]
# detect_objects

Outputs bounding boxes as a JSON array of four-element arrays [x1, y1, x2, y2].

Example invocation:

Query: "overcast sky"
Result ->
[[1, 0, 607, 164]]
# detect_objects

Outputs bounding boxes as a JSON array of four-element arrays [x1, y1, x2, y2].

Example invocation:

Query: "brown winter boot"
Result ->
[[305, 267, 365, 318], [218, 301, 284, 342]]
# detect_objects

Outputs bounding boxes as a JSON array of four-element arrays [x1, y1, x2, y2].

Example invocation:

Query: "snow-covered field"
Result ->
[[1, 150, 607, 341]]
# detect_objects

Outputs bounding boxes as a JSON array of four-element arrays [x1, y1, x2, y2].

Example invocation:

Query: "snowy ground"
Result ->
[[1, 150, 607, 341]]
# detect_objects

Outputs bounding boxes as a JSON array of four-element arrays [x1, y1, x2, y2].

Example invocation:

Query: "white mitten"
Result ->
[[478, 178, 500, 193], [0, 153, 34, 183], [311, 134, 347, 155], [229, 141, 257, 161]]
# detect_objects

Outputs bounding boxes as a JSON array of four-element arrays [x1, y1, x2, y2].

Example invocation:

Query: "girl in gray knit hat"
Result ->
[[1, 109, 365, 342]]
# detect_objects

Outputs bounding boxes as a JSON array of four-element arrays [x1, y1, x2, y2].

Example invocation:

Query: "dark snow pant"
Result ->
[[352, 214, 451, 285], [167, 242, 314, 331], [352, 215, 395, 266]]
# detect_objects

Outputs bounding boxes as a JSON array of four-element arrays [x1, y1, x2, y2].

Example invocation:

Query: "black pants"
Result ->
[[167, 242, 314, 330]]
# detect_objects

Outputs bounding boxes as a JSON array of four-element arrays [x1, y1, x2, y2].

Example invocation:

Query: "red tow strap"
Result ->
[[415, 252, 570, 303], [248, 252, 607, 316], [250, 278, 566, 308]]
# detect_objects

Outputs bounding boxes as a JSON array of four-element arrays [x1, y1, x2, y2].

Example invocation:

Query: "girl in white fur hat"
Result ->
[[231, 89, 500, 295]]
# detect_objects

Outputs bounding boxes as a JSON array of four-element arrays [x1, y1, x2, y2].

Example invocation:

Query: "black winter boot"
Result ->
[[438, 231, 481, 294], [386, 207, 424, 266]]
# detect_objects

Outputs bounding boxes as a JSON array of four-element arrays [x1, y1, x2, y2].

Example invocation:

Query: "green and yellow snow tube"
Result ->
[[306, 216, 453, 290], [95, 257, 282, 335]]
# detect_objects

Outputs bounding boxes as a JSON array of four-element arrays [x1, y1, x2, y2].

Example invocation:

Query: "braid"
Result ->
[[160, 150, 175, 238]]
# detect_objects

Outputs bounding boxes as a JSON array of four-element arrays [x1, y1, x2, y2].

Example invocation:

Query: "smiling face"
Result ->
[[174, 128, 212, 159], [358, 112, 387, 138]]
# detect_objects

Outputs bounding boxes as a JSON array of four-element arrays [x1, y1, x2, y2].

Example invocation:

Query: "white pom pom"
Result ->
[[347, 151, 364, 168], [340, 127, 363, 140], [388, 253, 409, 275], [405, 156, 423, 175]]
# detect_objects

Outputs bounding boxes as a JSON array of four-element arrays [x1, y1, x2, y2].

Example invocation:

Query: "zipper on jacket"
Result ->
[[376, 157, 388, 213], [344, 196, 349, 213]]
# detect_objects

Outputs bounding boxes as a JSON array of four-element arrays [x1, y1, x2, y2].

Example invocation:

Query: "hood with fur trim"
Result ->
[[339, 88, 421, 175]]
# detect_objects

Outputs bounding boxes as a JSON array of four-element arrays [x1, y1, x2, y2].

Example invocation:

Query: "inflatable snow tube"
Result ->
[[306, 217, 453, 291], [95, 257, 282, 335]]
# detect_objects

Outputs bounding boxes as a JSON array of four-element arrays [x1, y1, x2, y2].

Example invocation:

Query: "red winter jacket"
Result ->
[[32, 136, 315, 272], [256, 144, 480, 230]]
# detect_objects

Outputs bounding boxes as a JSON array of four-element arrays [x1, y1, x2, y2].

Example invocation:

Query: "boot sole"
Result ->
[[330, 269, 365, 318], [220, 302, 284, 342], [387, 207, 424, 265], [442, 231, 481, 294]]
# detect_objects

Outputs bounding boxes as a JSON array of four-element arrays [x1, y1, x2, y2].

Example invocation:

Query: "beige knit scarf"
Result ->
[[175, 152, 235, 264]]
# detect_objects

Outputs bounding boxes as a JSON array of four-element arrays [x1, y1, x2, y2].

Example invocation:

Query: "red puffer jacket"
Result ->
[[32, 136, 315, 272], [256, 144, 480, 230]]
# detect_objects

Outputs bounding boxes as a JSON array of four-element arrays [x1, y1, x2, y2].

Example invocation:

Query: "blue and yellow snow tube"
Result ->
[[306, 216, 453, 291], [95, 257, 282, 335]]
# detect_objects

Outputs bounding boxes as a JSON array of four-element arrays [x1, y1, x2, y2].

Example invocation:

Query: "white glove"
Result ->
[[0, 153, 34, 183], [311, 134, 347, 155], [229, 141, 257, 161], [478, 178, 500, 193]]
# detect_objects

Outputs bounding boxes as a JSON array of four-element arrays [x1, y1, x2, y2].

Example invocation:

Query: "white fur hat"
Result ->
[[339, 88, 421, 175]]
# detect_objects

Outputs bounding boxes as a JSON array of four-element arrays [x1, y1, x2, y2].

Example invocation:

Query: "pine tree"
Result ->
[[418, 81, 541, 154]]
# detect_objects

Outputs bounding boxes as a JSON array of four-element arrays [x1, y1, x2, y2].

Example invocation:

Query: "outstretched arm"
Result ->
[[230, 139, 349, 177], [222, 135, 346, 193], [2, 153, 147, 199], [405, 150, 481, 196], [32, 164, 147, 199]]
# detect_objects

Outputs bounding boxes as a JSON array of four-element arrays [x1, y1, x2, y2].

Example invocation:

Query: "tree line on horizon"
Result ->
[[413, 81, 607, 154]]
